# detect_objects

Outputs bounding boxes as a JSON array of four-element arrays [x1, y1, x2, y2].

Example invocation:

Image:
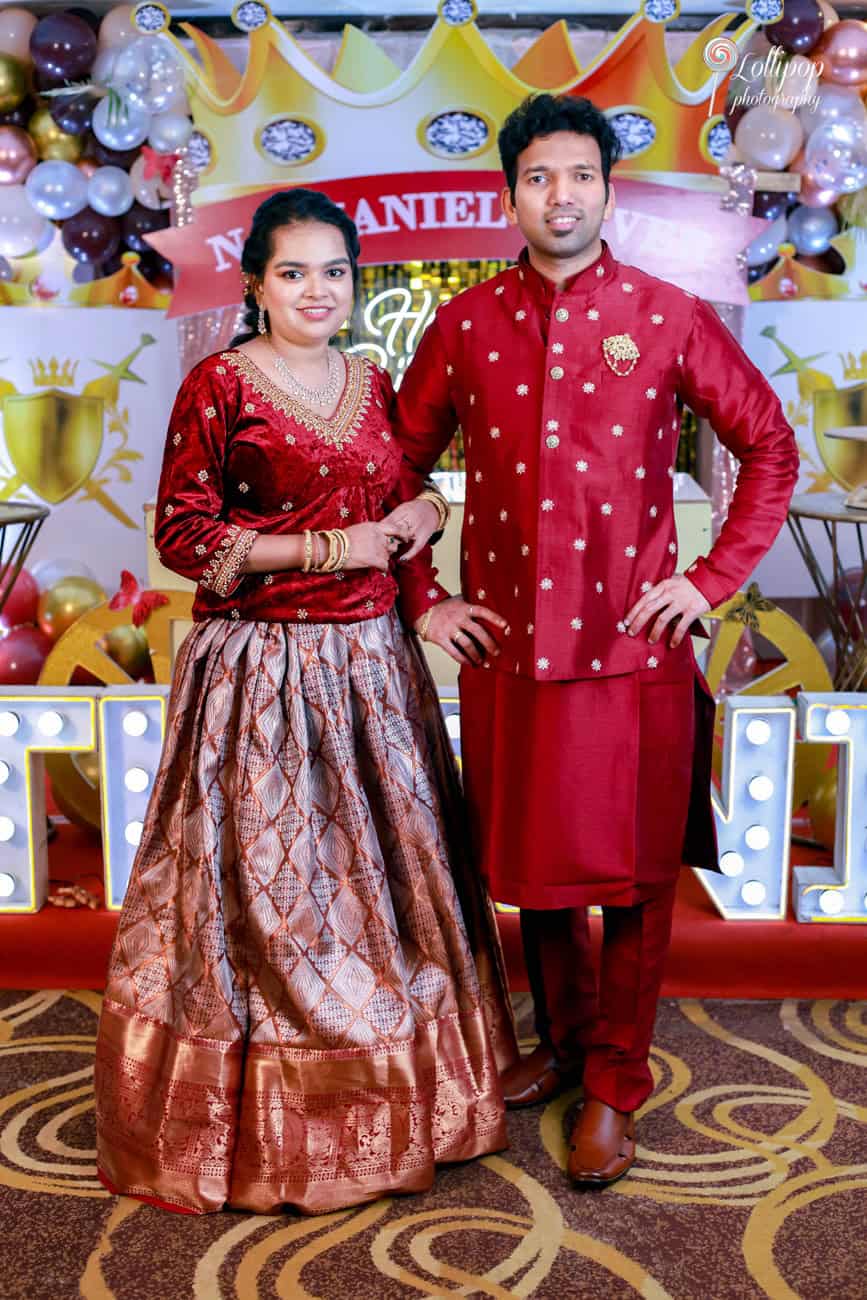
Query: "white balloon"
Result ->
[[148, 112, 192, 154], [0, 185, 51, 258], [92, 94, 151, 151], [30, 558, 99, 592], [744, 213, 788, 268], [91, 46, 119, 90], [799, 84, 867, 138], [112, 36, 185, 115], [24, 160, 88, 221], [806, 120, 867, 195], [87, 165, 133, 217]]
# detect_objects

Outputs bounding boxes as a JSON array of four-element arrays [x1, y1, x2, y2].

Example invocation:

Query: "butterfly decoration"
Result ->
[[724, 582, 776, 633], [109, 570, 170, 628]]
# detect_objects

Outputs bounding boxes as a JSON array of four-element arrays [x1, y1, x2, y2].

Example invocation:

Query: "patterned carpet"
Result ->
[[1, 990, 866, 1300]]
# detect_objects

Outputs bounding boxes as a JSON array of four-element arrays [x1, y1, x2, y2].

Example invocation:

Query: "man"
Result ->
[[392, 94, 799, 1185]]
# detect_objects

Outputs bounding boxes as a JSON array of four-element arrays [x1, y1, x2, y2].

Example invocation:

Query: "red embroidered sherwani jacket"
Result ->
[[394, 244, 800, 681]]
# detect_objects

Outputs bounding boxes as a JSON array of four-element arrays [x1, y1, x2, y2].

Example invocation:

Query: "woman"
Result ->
[[94, 189, 517, 1216]]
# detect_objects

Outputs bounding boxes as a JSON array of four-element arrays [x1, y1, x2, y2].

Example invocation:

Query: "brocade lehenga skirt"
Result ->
[[94, 610, 517, 1215]]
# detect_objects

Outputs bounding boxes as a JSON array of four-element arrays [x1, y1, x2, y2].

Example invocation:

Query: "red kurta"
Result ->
[[393, 243, 800, 905]]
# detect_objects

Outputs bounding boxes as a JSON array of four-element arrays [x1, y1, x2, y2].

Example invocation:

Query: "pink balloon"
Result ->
[[735, 105, 805, 170], [0, 7, 36, 64], [791, 148, 842, 205], [818, 0, 839, 31], [97, 5, 136, 51], [812, 20, 867, 87], [0, 124, 36, 185]]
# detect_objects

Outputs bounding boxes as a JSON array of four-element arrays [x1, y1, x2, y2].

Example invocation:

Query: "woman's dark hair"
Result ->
[[498, 95, 621, 200], [230, 187, 361, 346]]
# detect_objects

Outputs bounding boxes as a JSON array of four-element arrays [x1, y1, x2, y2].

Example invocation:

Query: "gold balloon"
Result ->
[[46, 750, 101, 832], [0, 53, 28, 115], [28, 107, 84, 163], [102, 625, 152, 679], [37, 577, 106, 643]]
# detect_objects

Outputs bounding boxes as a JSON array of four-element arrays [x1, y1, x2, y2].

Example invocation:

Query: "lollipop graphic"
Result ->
[[703, 37, 739, 118]]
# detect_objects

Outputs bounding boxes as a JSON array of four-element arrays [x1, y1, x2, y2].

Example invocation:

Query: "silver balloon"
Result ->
[[798, 83, 867, 138], [744, 213, 788, 268], [24, 160, 88, 220], [147, 112, 192, 154], [0, 185, 51, 257], [787, 204, 839, 255], [87, 165, 133, 217], [805, 120, 867, 194], [92, 94, 151, 151], [111, 36, 185, 115]]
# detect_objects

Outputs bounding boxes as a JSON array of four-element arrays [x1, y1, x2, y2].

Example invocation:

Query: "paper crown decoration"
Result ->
[[748, 235, 864, 302], [142, 0, 758, 207]]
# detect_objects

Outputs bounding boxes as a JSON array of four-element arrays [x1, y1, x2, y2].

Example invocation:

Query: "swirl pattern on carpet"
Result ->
[[0, 991, 865, 1299]]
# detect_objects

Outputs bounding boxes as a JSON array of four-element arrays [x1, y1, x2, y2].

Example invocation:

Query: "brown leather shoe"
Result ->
[[567, 1098, 635, 1186], [500, 1043, 584, 1109]]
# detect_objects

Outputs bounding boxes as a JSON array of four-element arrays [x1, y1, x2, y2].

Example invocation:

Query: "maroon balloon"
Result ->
[[765, 0, 824, 54], [748, 259, 777, 284], [29, 13, 97, 85], [0, 625, 52, 686], [724, 100, 747, 134], [121, 203, 170, 254], [0, 97, 36, 129], [61, 206, 120, 264], [138, 248, 174, 282], [67, 7, 101, 33], [752, 189, 797, 220], [49, 92, 93, 137], [87, 139, 140, 170]]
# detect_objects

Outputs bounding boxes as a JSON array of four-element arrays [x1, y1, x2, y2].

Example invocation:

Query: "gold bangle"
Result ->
[[417, 489, 450, 532], [417, 608, 433, 641], [302, 529, 314, 572], [339, 528, 351, 571]]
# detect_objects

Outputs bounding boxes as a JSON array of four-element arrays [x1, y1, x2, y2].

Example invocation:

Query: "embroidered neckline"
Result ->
[[222, 349, 372, 451]]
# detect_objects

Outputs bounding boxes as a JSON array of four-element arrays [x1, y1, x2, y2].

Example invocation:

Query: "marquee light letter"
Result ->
[[99, 690, 169, 910], [0, 691, 97, 913], [794, 694, 867, 923], [694, 696, 796, 920]]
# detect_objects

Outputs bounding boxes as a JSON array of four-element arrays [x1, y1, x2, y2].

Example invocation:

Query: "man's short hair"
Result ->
[[498, 94, 621, 198]]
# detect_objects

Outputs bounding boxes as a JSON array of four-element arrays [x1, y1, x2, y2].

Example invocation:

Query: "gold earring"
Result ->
[[257, 306, 267, 335]]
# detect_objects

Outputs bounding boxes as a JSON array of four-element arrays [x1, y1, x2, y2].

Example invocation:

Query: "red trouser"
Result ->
[[519, 882, 677, 1113]]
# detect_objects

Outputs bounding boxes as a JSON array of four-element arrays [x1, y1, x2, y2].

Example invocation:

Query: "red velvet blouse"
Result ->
[[154, 350, 424, 624]]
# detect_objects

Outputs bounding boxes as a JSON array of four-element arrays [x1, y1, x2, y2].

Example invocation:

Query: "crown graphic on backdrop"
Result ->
[[28, 358, 78, 388], [136, 0, 759, 206]]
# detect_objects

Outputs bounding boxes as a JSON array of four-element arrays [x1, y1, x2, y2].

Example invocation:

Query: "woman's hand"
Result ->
[[624, 575, 710, 648], [417, 597, 508, 666], [380, 498, 440, 561], [341, 522, 396, 572]]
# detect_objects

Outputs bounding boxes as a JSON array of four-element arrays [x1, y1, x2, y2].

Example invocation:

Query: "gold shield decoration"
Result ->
[[813, 381, 867, 492], [2, 388, 104, 503]]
